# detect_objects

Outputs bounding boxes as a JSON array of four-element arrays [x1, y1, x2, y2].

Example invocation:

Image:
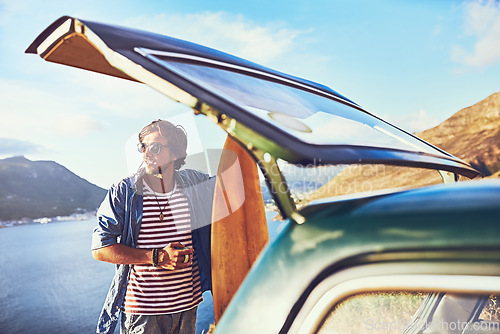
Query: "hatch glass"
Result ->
[[138, 48, 440, 156]]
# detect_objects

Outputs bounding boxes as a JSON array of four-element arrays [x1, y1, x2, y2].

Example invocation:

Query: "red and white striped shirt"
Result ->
[[123, 182, 203, 315]]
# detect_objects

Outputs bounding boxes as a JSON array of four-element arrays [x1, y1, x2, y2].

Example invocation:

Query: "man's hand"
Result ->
[[158, 242, 194, 270]]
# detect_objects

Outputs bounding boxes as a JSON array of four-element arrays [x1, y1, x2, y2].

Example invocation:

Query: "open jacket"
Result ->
[[91, 169, 216, 334]]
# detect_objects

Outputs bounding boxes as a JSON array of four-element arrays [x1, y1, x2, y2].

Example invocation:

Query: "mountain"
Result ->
[[307, 91, 500, 200], [0, 156, 107, 221], [418, 92, 500, 176]]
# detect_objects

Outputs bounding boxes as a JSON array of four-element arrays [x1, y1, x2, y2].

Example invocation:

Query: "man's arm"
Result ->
[[92, 244, 151, 264], [92, 242, 194, 270]]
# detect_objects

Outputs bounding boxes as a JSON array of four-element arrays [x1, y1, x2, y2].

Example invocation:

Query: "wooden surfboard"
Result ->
[[211, 136, 269, 323]]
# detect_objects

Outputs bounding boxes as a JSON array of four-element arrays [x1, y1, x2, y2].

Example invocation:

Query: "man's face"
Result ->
[[141, 131, 177, 175]]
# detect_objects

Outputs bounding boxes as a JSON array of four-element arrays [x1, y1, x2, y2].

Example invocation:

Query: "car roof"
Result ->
[[26, 16, 480, 178]]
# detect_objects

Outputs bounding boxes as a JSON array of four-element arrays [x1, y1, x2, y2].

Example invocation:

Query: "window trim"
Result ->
[[288, 263, 500, 334]]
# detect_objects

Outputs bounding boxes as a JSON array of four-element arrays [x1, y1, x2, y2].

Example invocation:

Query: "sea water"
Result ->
[[0, 213, 286, 334]]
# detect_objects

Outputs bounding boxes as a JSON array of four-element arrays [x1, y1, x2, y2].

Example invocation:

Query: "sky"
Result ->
[[0, 0, 499, 189]]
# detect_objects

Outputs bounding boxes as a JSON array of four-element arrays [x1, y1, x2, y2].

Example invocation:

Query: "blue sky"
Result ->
[[0, 0, 499, 188]]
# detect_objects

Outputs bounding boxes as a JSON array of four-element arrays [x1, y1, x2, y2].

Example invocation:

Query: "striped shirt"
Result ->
[[123, 182, 203, 315]]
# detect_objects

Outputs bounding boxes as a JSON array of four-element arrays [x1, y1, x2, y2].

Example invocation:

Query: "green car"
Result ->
[[28, 16, 500, 334]]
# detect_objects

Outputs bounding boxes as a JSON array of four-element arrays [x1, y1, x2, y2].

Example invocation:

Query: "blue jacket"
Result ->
[[92, 169, 215, 334]]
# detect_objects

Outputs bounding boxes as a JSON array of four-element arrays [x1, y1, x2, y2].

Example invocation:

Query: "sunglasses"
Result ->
[[137, 142, 169, 155]]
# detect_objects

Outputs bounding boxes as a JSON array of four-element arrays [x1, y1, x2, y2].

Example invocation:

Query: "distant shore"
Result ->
[[0, 211, 97, 228]]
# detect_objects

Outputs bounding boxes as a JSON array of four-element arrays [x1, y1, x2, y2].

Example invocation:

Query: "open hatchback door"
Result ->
[[27, 16, 500, 334], [26, 16, 480, 220]]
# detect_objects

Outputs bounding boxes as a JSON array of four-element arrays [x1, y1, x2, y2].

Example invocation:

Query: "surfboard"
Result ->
[[211, 136, 269, 323]]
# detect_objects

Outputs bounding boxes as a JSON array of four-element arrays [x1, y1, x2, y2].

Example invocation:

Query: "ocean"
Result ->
[[0, 213, 286, 334]]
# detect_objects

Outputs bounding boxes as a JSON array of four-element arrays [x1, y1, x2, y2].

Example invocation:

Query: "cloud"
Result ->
[[125, 11, 306, 65], [0, 138, 45, 156], [0, 78, 105, 137], [453, 0, 500, 67], [49, 114, 103, 136]]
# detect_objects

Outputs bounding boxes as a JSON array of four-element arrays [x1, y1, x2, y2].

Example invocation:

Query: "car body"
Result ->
[[27, 16, 500, 334]]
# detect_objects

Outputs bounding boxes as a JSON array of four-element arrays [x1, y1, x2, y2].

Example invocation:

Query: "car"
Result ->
[[27, 16, 500, 334]]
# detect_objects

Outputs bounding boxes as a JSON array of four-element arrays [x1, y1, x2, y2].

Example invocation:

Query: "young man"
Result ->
[[92, 120, 215, 334]]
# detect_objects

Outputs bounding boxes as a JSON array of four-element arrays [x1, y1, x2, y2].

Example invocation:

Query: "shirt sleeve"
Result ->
[[91, 182, 127, 250]]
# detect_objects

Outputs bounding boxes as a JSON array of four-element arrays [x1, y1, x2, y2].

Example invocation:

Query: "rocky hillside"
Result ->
[[0, 156, 107, 221], [418, 92, 500, 176], [308, 92, 500, 200]]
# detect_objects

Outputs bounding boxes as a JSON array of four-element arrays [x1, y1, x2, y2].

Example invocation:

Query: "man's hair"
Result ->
[[139, 119, 188, 170]]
